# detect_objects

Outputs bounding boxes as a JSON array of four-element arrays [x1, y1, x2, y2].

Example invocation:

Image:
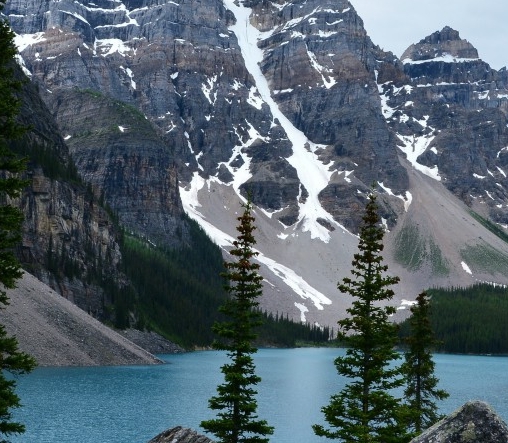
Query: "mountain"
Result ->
[[4, 0, 508, 330]]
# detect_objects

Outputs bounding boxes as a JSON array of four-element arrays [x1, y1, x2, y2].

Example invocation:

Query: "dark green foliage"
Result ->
[[399, 284, 508, 354], [10, 139, 80, 183], [121, 218, 227, 346], [0, 3, 37, 440], [402, 292, 448, 436], [0, 324, 36, 440], [120, 215, 328, 347], [256, 310, 331, 347], [314, 191, 407, 443], [201, 200, 273, 443], [469, 210, 508, 245]]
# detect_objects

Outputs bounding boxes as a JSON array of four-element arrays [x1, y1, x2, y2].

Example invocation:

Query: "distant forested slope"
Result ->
[[121, 222, 330, 348], [399, 284, 508, 354]]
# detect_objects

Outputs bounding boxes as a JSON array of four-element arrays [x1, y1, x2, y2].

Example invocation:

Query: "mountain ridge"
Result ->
[[4, 0, 508, 330]]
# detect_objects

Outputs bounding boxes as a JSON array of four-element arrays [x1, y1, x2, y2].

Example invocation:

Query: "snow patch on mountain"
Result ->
[[461, 261, 472, 275], [179, 175, 332, 310], [379, 182, 412, 212], [14, 32, 47, 52], [95, 38, 133, 57], [223, 0, 341, 242], [377, 80, 441, 181], [396, 131, 441, 181], [402, 54, 479, 65]]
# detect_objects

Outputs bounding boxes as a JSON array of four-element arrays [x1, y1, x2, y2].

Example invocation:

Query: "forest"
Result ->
[[120, 228, 330, 348], [398, 283, 508, 355]]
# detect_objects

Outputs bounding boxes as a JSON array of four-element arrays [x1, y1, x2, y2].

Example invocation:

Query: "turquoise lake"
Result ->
[[10, 348, 508, 442]]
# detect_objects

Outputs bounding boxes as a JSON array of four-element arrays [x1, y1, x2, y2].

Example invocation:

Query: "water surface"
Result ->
[[11, 348, 508, 443]]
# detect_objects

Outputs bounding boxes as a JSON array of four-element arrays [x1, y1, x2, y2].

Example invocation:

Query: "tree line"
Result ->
[[399, 283, 508, 355]]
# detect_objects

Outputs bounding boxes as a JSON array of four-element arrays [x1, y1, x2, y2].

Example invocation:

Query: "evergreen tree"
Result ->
[[0, 2, 37, 440], [403, 291, 448, 436], [313, 191, 407, 443], [201, 200, 273, 443]]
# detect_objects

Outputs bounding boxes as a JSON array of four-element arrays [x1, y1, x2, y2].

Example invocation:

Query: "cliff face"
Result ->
[[385, 26, 508, 223], [13, 65, 125, 319], [250, 0, 409, 230], [3, 0, 421, 225], [6, 0, 408, 233]]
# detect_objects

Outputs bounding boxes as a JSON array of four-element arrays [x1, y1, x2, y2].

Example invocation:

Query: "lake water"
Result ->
[[10, 348, 508, 443]]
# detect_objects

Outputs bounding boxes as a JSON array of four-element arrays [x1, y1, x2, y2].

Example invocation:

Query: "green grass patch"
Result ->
[[428, 238, 450, 276], [393, 223, 449, 276], [460, 242, 508, 274], [469, 210, 508, 244], [394, 223, 426, 271]]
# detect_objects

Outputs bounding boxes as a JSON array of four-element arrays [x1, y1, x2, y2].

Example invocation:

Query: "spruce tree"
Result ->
[[403, 291, 448, 436], [0, 2, 37, 440], [201, 200, 273, 443], [313, 191, 407, 443]]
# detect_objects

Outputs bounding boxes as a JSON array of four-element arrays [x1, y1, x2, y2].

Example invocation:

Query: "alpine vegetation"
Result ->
[[201, 199, 273, 443]]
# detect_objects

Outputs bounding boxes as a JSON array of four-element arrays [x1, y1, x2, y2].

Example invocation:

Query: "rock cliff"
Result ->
[[12, 63, 127, 320], [391, 27, 508, 217]]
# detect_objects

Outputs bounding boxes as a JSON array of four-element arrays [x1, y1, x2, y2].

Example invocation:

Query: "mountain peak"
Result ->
[[401, 26, 479, 63]]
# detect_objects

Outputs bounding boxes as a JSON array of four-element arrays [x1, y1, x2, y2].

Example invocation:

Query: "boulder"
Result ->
[[410, 401, 508, 443], [147, 427, 213, 443]]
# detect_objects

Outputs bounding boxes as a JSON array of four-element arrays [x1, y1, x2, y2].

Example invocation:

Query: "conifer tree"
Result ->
[[201, 199, 273, 443], [313, 190, 407, 443], [403, 291, 448, 435], [0, 2, 37, 440]]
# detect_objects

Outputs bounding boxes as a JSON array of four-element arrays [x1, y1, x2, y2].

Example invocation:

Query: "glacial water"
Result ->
[[10, 348, 508, 443]]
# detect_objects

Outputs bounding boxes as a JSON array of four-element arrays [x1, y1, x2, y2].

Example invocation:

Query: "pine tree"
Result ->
[[403, 291, 448, 436], [0, 2, 37, 440], [313, 190, 407, 443], [201, 200, 273, 443]]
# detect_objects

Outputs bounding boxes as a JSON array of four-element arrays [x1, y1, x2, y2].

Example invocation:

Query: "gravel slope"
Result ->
[[0, 272, 163, 367]]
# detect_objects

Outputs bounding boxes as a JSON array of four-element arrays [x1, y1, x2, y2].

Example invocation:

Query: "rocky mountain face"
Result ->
[[12, 63, 125, 319], [385, 26, 508, 222], [4, 0, 508, 327]]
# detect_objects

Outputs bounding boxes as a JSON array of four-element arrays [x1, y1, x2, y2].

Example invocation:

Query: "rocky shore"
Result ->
[[149, 401, 508, 443], [0, 272, 182, 366]]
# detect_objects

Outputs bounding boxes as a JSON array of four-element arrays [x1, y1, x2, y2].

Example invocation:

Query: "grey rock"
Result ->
[[13, 63, 126, 320], [410, 401, 508, 443], [148, 426, 213, 443], [389, 26, 508, 226], [0, 272, 162, 367], [120, 329, 185, 355], [256, 0, 409, 200], [402, 26, 479, 63]]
